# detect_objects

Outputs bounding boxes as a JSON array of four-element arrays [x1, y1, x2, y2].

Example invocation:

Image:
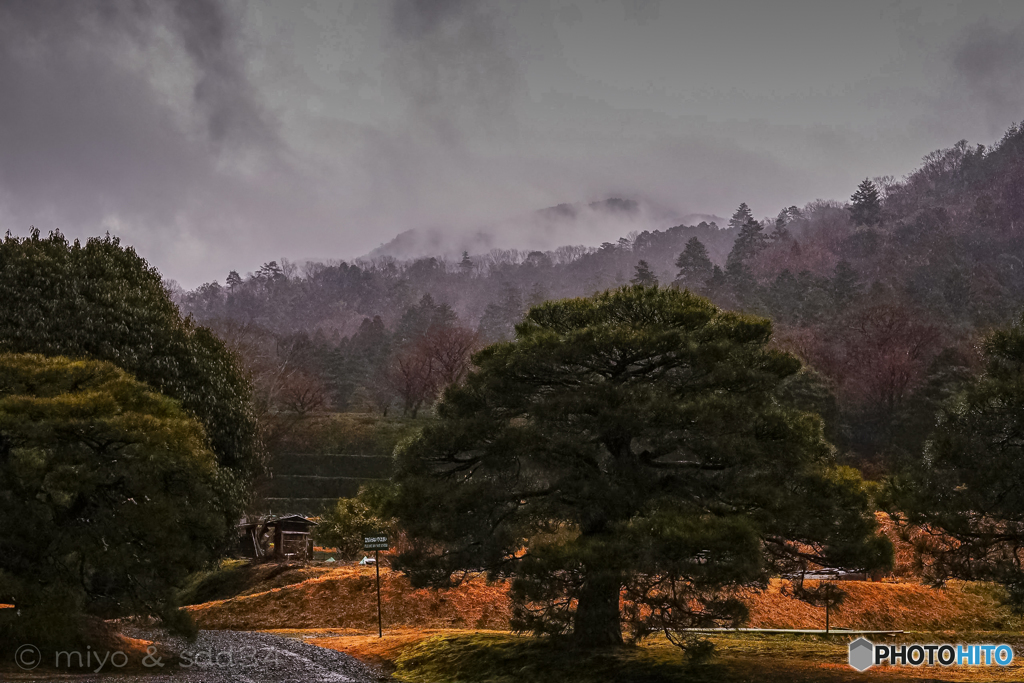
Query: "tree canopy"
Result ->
[[0, 230, 263, 517], [0, 354, 225, 646], [888, 317, 1024, 607], [392, 285, 891, 650]]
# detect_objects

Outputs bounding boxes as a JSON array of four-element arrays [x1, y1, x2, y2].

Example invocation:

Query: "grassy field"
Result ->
[[296, 629, 1024, 682], [178, 560, 1024, 682], [186, 563, 1023, 633]]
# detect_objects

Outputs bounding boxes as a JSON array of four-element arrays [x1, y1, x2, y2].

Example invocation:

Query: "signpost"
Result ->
[[363, 534, 389, 638]]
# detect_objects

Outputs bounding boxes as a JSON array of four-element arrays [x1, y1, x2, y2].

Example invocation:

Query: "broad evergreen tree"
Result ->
[[392, 286, 891, 651], [0, 354, 224, 647], [0, 230, 262, 519], [849, 178, 882, 226]]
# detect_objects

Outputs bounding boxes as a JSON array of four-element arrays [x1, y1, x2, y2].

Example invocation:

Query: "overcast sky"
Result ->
[[2, 0, 1023, 288]]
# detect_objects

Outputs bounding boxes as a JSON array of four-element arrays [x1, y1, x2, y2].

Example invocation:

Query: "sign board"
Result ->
[[363, 534, 389, 551], [362, 533, 389, 638]]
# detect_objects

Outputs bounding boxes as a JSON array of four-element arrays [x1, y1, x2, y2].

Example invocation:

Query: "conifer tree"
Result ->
[[849, 178, 882, 226], [726, 217, 767, 271], [728, 202, 755, 231], [674, 237, 714, 290], [772, 209, 792, 241], [631, 259, 658, 286]]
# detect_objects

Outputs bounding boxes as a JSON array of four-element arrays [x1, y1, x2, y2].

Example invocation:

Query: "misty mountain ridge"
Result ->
[[176, 121, 1024, 478], [363, 196, 724, 262]]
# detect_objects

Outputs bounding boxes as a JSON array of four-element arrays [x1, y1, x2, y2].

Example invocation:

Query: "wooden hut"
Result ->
[[266, 514, 317, 561], [238, 514, 317, 561]]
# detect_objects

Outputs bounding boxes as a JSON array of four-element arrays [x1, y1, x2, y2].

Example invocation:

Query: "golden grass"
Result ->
[[298, 628, 505, 674], [187, 564, 511, 631], [180, 515, 1024, 682], [311, 630, 1024, 683], [746, 579, 1018, 631], [188, 562, 1017, 634]]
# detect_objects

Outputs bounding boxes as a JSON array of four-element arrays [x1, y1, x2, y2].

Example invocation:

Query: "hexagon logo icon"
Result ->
[[849, 637, 874, 671]]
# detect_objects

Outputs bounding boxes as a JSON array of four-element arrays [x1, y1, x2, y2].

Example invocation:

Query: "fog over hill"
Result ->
[[363, 197, 724, 262], [4, 2, 1022, 287]]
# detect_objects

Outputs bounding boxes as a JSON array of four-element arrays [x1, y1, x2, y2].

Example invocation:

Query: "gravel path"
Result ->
[[7, 630, 390, 683]]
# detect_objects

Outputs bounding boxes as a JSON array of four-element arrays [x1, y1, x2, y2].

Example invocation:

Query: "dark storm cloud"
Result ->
[[3, 1, 1023, 287], [168, 0, 277, 146], [0, 0, 296, 279], [0, 0, 200, 224], [0, 0, 272, 150], [949, 20, 1024, 131]]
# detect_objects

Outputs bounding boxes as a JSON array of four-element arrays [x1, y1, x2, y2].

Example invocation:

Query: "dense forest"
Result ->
[[177, 123, 1024, 476]]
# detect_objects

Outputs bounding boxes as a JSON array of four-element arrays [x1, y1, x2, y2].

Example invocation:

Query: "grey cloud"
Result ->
[[386, 0, 522, 145], [0, 0, 204, 223], [619, 0, 660, 24], [949, 21, 1024, 132], [391, 0, 473, 40], [3, 1, 1023, 288], [0, 0, 296, 279]]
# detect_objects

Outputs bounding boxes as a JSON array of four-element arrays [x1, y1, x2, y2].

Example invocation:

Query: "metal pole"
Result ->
[[376, 548, 382, 638]]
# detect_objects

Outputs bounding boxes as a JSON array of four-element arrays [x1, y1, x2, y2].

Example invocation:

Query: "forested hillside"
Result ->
[[178, 123, 1024, 476]]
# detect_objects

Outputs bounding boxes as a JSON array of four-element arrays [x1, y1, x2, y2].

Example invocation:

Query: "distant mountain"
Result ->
[[178, 121, 1024, 480], [363, 197, 724, 261]]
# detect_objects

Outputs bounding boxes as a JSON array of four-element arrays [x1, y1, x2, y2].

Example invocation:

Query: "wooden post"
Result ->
[[376, 548, 382, 638], [825, 601, 830, 634]]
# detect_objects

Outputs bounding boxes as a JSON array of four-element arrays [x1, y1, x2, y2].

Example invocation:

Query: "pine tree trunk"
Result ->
[[572, 570, 623, 648]]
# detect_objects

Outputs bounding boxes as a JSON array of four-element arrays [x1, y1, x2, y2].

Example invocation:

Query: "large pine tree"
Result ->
[[392, 285, 891, 651]]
